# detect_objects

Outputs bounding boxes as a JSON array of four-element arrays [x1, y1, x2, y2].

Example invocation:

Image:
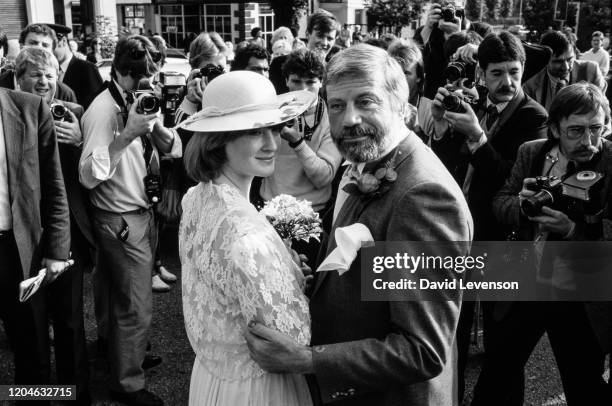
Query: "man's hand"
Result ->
[[41, 258, 73, 285], [54, 110, 82, 146], [123, 99, 159, 142], [185, 69, 205, 104], [528, 206, 575, 237], [453, 43, 479, 64], [432, 87, 451, 121], [245, 321, 313, 374], [426, 3, 442, 29], [280, 120, 302, 143], [442, 101, 483, 142]]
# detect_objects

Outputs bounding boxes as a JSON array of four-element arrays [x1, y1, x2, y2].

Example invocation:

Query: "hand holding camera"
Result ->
[[426, 3, 442, 29], [123, 96, 159, 143], [433, 86, 482, 141], [185, 69, 205, 105], [51, 104, 82, 146]]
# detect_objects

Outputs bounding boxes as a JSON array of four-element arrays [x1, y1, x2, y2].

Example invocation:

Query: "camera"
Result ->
[[144, 174, 162, 204], [521, 171, 604, 217], [50, 103, 72, 122], [445, 60, 477, 88], [158, 71, 186, 115], [441, 89, 477, 113], [440, 5, 464, 23], [135, 91, 160, 114], [196, 64, 225, 84]]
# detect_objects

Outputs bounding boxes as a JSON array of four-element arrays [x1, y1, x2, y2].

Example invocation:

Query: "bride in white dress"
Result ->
[[177, 71, 316, 406]]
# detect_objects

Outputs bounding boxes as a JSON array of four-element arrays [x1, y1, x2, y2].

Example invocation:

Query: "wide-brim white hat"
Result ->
[[177, 70, 317, 133]]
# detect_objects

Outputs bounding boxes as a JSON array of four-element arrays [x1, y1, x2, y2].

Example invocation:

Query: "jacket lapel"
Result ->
[[489, 90, 527, 140], [0, 92, 25, 207]]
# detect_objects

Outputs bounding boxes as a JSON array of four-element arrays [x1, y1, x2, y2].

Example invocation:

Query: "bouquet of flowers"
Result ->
[[261, 194, 322, 246]]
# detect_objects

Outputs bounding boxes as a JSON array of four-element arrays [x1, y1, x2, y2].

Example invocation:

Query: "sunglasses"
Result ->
[[129, 47, 162, 63]]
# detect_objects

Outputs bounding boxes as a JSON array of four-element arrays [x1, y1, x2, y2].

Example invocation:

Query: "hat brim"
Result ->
[[179, 90, 317, 133]]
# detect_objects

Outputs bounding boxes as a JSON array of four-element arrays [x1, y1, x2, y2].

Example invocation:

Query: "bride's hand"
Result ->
[[298, 255, 314, 292]]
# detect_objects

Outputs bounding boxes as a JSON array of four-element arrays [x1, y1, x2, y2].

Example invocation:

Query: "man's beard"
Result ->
[[332, 124, 387, 163]]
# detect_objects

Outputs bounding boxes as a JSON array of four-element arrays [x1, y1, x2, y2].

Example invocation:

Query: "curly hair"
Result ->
[[231, 43, 269, 71], [281, 48, 325, 80]]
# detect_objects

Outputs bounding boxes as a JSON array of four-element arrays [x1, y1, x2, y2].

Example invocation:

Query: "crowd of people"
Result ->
[[0, 2, 611, 406]]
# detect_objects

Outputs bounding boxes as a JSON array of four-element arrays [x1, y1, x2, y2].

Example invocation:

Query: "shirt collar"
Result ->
[[59, 53, 73, 75], [112, 78, 130, 106], [486, 97, 510, 113]]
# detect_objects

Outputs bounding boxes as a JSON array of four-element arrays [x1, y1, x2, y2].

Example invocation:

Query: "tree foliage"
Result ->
[[500, 0, 514, 18], [485, 0, 502, 20], [465, 0, 483, 21], [365, 0, 428, 28], [269, 0, 308, 31]]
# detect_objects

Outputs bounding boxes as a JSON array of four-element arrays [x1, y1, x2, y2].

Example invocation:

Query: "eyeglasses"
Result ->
[[564, 125, 605, 139], [247, 66, 270, 73]]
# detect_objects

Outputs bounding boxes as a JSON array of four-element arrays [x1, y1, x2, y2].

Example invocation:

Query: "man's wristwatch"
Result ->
[[289, 137, 305, 148]]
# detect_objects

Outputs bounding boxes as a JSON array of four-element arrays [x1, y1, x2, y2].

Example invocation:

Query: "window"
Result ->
[[202, 4, 232, 42], [124, 5, 145, 34], [258, 4, 275, 47]]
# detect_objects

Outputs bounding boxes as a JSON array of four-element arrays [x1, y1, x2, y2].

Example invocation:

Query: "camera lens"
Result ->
[[50, 104, 67, 121], [441, 8, 456, 22], [138, 95, 160, 114], [442, 93, 464, 113], [445, 62, 465, 83], [521, 190, 555, 217]]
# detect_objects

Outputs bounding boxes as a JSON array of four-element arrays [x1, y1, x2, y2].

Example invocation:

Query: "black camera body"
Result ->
[[521, 171, 604, 217], [196, 64, 225, 84], [50, 103, 72, 122], [441, 89, 477, 113], [440, 5, 464, 23], [144, 174, 162, 204], [158, 71, 186, 116], [445, 60, 477, 88]]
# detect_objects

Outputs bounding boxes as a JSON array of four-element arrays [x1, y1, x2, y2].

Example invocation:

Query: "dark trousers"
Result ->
[[471, 301, 609, 406], [46, 225, 90, 404], [0, 232, 50, 406]]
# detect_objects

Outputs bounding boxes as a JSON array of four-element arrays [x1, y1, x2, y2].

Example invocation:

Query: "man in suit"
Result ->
[[524, 30, 606, 111], [49, 23, 103, 110], [0, 85, 71, 402], [430, 30, 548, 403], [0, 23, 77, 103], [472, 82, 612, 406], [14, 45, 94, 405], [245, 44, 473, 405]]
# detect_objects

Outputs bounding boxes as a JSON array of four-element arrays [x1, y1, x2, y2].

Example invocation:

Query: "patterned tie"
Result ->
[[485, 104, 499, 130], [58, 67, 65, 82]]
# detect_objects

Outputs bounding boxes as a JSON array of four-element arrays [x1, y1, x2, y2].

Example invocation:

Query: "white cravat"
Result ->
[[0, 113, 12, 230]]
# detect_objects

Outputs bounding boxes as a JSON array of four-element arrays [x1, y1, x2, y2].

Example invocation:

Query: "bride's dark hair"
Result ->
[[183, 130, 244, 182]]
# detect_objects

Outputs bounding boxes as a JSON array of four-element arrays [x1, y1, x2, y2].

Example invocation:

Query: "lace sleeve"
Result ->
[[227, 230, 310, 345]]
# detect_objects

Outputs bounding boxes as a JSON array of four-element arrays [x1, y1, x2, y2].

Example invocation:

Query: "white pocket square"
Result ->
[[316, 223, 374, 275]]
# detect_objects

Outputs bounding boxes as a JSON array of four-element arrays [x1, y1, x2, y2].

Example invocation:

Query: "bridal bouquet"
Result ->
[[261, 194, 322, 245]]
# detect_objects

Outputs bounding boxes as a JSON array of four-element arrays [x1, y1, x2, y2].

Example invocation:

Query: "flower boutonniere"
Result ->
[[342, 151, 399, 200]]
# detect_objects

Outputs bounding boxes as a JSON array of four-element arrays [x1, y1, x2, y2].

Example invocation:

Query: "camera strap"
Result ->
[[297, 96, 324, 141], [108, 80, 159, 176]]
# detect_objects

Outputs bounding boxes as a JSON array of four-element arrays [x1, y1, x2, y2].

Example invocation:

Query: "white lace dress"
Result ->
[[179, 182, 312, 406]]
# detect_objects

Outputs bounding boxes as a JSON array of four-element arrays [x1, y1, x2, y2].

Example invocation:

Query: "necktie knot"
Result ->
[[125, 91, 135, 105]]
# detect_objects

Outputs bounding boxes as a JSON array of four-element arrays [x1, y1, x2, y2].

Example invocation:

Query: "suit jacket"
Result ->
[[432, 90, 548, 240], [0, 89, 70, 278], [309, 134, 473, 405], [493, 138, 612, 352], [0, 69, 77, 104], [62, 56, 104, 110], [523, 59, 607, 110]]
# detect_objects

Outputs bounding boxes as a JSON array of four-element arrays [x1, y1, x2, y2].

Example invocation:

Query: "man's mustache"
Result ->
[[337, 126, 378, 140], [496, 86, 514, 94]]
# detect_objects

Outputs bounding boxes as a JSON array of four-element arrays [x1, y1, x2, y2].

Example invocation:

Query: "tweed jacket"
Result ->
[[309, 133, 473, 405], [0, 89, 70, 278]]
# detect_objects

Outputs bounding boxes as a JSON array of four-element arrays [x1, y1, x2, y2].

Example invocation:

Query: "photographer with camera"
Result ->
[[420, 2, 469, 100], [430, 31, 548, 404], [79, 35, 181, 406], [472, 83, 612, 406], [14, 45, 93, 405], [174, 32, 228, 125]]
